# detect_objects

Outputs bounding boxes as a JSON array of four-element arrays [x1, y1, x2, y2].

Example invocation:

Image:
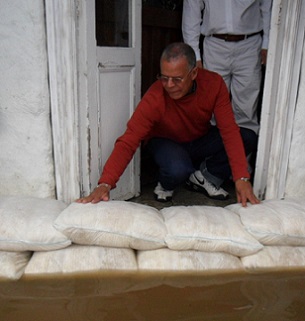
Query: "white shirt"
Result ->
[[182, 0, 273, 60]]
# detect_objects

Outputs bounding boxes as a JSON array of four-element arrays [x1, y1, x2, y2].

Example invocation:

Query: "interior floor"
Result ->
[[129, 153, 237, 210], [129, 179, 237, 210]]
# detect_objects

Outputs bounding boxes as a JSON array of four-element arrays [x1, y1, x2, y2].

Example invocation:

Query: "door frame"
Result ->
[[79, 0, 142, 200], [253, 0, 305, 199], [46, 0, 141, 202], [45, 0, 80, 203]]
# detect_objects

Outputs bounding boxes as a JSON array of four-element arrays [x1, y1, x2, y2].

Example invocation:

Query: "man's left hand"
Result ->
[[235, 179, 260, 207]]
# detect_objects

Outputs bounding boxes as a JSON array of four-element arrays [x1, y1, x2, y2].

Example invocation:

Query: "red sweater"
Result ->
[[99, 69, 249, 187]]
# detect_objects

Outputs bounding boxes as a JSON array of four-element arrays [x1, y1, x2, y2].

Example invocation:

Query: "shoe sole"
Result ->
[[185, 180, 229, 201], [153, 193, 173, 203]]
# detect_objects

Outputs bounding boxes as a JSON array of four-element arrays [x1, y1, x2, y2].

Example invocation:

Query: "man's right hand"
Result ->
[[75, 184, 110, 204]]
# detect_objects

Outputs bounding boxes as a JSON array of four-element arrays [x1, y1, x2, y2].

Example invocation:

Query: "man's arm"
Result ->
[[75, 85, 163, 204], [213, 76, 260, 206], [182, 0, 204, 63], [260, 0, 273, 65], [260, 0, 273, 50]]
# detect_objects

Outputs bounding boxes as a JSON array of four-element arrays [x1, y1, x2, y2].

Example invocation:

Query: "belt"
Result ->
[[210, 31, 262, 42]]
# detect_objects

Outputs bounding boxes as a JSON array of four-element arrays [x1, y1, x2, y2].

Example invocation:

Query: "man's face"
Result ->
[[159, 57, 198, 100]]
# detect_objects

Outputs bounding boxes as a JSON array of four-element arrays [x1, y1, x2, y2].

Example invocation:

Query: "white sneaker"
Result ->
[[186, 170, 229, 200], [154, 182, 174, 202]]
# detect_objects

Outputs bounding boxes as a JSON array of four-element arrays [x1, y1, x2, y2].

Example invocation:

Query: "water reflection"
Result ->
[[1, 270, 305, 321]]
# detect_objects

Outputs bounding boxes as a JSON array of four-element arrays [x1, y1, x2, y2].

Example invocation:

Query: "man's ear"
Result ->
[[191, 67, 198, 80]]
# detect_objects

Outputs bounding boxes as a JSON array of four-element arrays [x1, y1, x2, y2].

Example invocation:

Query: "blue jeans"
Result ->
[[146, 126, 257, 190]]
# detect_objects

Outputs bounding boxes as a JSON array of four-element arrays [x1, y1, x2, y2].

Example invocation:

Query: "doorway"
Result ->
[[92, 0, 266, 198], [139, 0, 265, 191], [140, 1, 183, 188]]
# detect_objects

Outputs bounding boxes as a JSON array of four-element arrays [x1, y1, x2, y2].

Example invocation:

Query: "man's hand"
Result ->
[[76, 184, 110, 204], [261, 49, 268, 65], [235, 179, 260, 207]]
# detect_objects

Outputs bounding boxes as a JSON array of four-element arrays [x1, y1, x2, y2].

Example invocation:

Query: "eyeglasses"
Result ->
[[156, 68, 194, 85]]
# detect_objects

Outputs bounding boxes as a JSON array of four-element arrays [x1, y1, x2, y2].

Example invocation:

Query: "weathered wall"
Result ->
[[0, 0, 55, 197], [286, 39, 305, 198]]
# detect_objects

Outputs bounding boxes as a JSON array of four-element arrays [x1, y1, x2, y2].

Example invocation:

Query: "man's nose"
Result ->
[[166, 78, 176, 87]]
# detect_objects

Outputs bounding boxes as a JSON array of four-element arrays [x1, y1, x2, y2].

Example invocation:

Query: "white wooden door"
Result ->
[[78, 0, 141, 200]]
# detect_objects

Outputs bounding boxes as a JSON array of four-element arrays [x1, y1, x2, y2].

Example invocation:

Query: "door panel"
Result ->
[[97, 63, 138, 200], [94, 0, 141, 200]]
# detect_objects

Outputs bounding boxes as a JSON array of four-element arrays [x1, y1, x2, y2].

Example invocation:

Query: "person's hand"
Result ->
[[261, 49, 268, 65], [235, 179, 260, 207], [75, 184, 111, 204]]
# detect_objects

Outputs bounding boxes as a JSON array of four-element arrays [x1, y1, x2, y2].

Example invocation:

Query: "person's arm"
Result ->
[[76, 86, 163, 204], [182, 0, 204, 65], [75, 126, 146, 204], [260, 0, 273, 64], [213, 76, 260, 206]]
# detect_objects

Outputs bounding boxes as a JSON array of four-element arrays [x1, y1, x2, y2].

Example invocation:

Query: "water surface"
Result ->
[[1, 269, 305, 321]]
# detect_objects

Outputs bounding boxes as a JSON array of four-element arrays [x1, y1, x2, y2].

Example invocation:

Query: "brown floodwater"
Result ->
[[1, 269, 305, 321]]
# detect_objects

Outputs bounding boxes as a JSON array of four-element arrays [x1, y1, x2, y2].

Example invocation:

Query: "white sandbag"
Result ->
[[0, 251, 32, 280], [137, 248, 243, 271], [53, 201, 167, 250], [162, 205, 263, 257], [226, 199, 305, 246], [25, 245, 138, 274], [241, 246, 305, 271], [0, 195, 70, 251]]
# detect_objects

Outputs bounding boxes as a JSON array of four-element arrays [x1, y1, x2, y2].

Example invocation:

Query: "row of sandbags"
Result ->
[[1, 196, 305, 280]]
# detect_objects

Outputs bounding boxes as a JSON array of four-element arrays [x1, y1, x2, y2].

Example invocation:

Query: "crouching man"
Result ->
[[77, 42, 260, 207]]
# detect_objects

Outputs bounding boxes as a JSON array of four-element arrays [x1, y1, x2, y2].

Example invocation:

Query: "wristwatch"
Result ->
[[238, 177, 250, 182], [97, 183, 111, 190]]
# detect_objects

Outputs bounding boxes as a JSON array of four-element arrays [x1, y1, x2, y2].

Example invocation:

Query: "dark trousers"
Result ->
[[146, 126, 257, 190]]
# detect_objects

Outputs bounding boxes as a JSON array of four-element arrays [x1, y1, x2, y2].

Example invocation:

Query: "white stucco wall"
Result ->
[[0, 0, 55, 198], [286, 40, 305, 198]]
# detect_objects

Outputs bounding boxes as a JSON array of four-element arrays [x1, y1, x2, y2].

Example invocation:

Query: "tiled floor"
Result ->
[[129, 180, 237, 210]]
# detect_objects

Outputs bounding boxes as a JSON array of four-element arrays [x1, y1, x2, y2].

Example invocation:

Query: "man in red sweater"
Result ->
[[77, 42, 260, 206]]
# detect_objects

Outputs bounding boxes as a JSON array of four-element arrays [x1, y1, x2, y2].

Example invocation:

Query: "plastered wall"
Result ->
[[286, 40, 305, 198], [0, 0, 55, 198]]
